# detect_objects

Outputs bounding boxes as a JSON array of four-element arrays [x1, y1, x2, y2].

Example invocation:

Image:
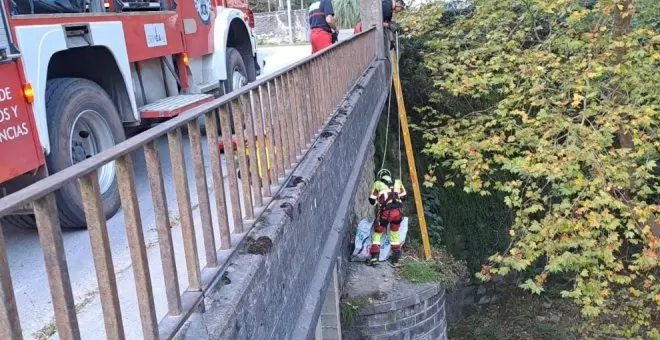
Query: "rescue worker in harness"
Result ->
[[368, 170, 406, 265]]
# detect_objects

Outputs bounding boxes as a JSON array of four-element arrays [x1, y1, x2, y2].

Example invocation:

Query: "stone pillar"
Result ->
[[359, 0, 385, 59], [315, 264, 343, 340]]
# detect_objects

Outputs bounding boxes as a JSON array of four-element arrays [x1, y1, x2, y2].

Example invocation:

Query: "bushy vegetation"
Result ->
[[398, 0, 659, 337]]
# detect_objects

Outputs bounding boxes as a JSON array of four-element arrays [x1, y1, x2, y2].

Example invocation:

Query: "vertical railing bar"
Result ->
[[298, 64, 310, 143], [311, 61, 320, 136], [115, 155, 158, 339], [339, 49, 344, 104], [323, 54, 332, 118], [329, 50, 337, 109], [79, 172, 126, 340], [347, 46, 352, 93], [350, 44, 355, 90], [312, 59, 322, 131], [205, 109, 232, 250], [144, 141, 182, 315], [33, 194, 80, 340], [293, 68, 304, 149], [302, 63, 314, 141], [167, 130, 202, 290], [219, 104, 245, 233], [285, 72, 299, 158], [253, 87, 271, 198], [346, 48, 351, 91], [327, 53, 334, 117], [0, 222, 23, 340], [242, 92, 263, 208], [265, 81, 281, 185], [284, 73, 299, 162], [308, 60, 317, 133], [293, 69, 306, 149], [321, 56, 329, 123], [187, 120, 218, 268], [312, 60, 322, 134], [260, 84, 276, 191], [276, 76, 294, 169], [320, 56, 327, 123], [231, 98, 255, 219], [269, 79, 285, 178]]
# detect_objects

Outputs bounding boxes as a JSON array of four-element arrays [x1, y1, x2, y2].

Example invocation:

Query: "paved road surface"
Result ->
[[5, 31, 355, 339]]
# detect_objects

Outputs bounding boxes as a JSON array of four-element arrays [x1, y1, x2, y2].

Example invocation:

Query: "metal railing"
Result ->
[[0, 28, 376, 340]]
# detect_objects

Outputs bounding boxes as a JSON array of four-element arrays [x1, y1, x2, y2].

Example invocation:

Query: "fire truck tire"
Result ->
[[0, 214, 39, 229], [226, 47, 248, 92], [224, 47, 249, 135], [46, 78, 125, 229]]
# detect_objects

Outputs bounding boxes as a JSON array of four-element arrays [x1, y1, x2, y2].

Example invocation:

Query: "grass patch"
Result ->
[[396, 247, 469, 289], [398, 258, 439, 283], [34, 322, 57, 340], [75, 291, 97, 313], [449, 293, 581, 340]]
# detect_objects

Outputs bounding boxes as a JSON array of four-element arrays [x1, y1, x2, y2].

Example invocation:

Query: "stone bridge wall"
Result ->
[[174, 58, 390, 339]]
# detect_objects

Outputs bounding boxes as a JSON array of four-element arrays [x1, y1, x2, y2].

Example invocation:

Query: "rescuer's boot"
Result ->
[[368, 252, 379, 266], [390, 249, 401, 264]]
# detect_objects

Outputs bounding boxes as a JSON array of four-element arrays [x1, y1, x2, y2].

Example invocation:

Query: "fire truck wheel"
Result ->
[[0, 215, 39, 229], [46, 78, 125, 228], [227, 47, 249, 93], [227, 47, 249, 130]]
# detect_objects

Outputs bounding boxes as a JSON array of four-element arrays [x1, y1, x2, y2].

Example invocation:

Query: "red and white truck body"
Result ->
[[0, 0, 263, 226]]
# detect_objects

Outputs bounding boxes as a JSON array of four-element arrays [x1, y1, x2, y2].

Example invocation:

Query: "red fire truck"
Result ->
[[0, 0, 263, 228]]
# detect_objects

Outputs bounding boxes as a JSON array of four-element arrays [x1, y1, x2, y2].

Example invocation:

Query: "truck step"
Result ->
[[139, 94, 214, 119]]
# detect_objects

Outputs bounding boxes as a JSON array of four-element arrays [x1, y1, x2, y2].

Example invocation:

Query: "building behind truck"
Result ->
[[0, 0, 264, 228]]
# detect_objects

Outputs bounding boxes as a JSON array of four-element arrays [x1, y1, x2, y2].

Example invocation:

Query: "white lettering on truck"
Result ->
[[0, 123, 29, 142], [0, 87, 12, 101], [0, 86, 31, 144]]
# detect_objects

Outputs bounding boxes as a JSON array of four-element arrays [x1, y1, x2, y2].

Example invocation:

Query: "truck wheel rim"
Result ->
[[232, 67, 247, 91], [69, 109, 116, 194]]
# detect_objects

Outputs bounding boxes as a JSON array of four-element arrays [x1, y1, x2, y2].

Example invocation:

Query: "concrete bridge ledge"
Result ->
[[174, 57, 390, 340]]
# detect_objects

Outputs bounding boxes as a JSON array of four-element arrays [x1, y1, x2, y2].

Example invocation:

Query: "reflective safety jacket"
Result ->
[[369, 179, 406, 209]]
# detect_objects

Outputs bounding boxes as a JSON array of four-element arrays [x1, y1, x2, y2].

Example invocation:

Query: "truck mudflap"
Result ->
[[0, 62, 43, 184]]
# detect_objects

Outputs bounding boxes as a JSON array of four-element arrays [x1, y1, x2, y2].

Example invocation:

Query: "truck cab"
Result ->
[[0, 0, 263, 228]]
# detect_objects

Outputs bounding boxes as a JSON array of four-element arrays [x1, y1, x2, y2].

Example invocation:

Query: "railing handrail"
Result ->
[[0, 27, 376, 217]]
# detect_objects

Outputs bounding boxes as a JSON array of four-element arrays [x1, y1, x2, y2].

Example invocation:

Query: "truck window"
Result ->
[[9, 0, 168, 15], [0, 0, 15, 60]]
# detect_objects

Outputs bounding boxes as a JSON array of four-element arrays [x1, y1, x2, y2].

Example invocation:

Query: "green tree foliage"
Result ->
[[399, 0, 659, 336], [333, 0, 360, 28]]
